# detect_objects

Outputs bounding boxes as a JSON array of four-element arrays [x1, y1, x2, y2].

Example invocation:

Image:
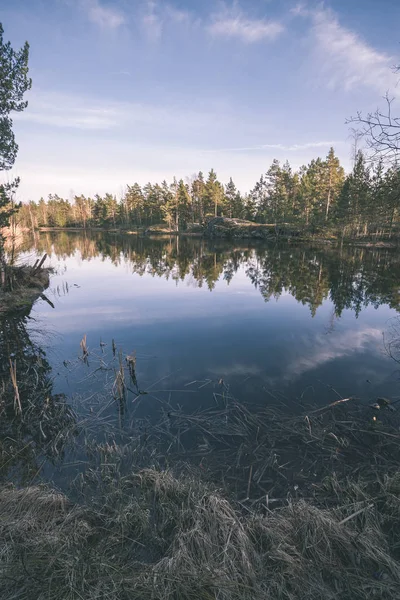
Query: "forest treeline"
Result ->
[[18, 148, 400, 238]]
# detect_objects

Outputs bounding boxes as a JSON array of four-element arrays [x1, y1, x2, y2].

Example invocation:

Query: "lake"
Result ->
[[2, 229, 400, 488], [23, 232, 399, 416]]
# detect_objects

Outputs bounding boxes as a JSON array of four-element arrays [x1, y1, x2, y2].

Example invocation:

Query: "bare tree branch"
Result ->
[[346, 94, 400, 164]]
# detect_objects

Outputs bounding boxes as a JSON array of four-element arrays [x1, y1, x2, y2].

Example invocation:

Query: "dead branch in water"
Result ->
[[80, 334, 89, 362], [9, 359, 21, 415]]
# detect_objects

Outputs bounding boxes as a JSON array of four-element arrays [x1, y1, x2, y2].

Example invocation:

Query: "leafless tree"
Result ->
[[346, 65, 400, 163]]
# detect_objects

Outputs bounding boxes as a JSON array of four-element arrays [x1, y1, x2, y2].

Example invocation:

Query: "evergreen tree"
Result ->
[[104, 193, 118, 227], [265, 159, 285, 225], [191, 172, 205, 223], [0, 23, 31, 257], [250, 175, 268, 222], [125, 184, 144, 226], [382, 165, 400, 236], [224, 178, 237, 218], [38, 198, 48, 226], [298, 159, 326, 227], [204, 169, 224, 218], [322, 147, 345, 222], [176, 180, 192, 229], [336, 151, 370, 236]]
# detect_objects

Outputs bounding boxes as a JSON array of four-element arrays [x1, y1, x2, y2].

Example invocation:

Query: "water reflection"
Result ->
[[22, 231, 400, 317], [14, 232, 399, 415], [1, 232, 398, 488]]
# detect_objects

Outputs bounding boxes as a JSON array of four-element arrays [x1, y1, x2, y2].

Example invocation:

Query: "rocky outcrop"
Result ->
[[144, 223, 204, 236], [144, 224, 177, 235], [204, 217, 277, 239]]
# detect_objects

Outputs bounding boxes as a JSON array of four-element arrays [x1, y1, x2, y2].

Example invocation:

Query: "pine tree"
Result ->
[[93, 195, 107, 226], [336, 151, 370, 237], [250, 175, 268, 223], [298, 159, 326, 228], [225, 178, 238, 218], [104, 193, 118, 227], [382, 165, 400, 236], [265, 159, 285, 225], [176, 180, 192, 229], [38, 198, 48, 227], [191, 172, 205, 223], [322, 148, 345, 223], [204, 169, 224, 218], [369, 159, 385, 234], [125, 184, 144, 227], [0, 23, 31, 259]]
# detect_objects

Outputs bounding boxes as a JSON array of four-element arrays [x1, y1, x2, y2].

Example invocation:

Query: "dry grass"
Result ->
[[2, 340, 400, 599], [1, 460, 400, 600], [0, 263, 50, 315], [150, 397, 400, 505]]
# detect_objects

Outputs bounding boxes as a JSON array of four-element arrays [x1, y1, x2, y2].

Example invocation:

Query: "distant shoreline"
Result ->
[[37, 226, 203, 237], [34, 225, 399, 248]]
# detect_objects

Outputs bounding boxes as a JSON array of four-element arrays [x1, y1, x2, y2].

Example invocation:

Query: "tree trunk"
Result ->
[[28, 205, 35, 231], [325, 188, 331, 221]]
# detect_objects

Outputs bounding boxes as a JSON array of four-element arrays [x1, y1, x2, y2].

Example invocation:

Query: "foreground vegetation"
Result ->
[[2, 370, 400, 599], [1, 290, 400, 599], [2, 466, 400, 600], [17, 149, 400, 241]]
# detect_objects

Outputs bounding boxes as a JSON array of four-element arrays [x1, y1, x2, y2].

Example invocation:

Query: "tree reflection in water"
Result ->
[[23, 231, 400, 317]]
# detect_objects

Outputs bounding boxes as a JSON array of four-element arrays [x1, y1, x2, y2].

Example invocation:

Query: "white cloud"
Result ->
[[14, 90, 235, 134], [141, 1, 197, 40], [140, 2, 282, 44], [142, 1, 162, 40], [266, 326, 383, 385], [208, 6, 284, 43], [309, 7, 397, 93], [204, 141, 343, 153], [164, 5, 193, 24], [82, 0, 125, 29], [290, 2, 307, 17], [14, 93, 119, 130]]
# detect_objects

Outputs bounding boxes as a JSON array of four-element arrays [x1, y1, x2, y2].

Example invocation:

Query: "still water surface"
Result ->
[[25, 231, 400, 418]]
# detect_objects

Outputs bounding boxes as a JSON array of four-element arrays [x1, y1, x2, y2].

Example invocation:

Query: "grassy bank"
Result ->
[[1, 466, 400, 600], [0, 258, 51, 315], [1, 387, 400, 599]]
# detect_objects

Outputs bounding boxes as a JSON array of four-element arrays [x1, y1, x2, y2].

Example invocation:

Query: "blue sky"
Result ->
[[2, 0, 400, 201]]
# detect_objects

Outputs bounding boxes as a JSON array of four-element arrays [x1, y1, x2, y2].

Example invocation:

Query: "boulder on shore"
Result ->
[[204, 217, 277, 239], [144, 223, 204, 235]]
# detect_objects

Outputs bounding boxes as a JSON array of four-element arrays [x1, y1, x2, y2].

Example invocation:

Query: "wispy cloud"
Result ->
[[142, 0, 163, 40], [307, 7, 397, 93], [204, 141, 343, 153], [164, 5, 194, 25], [141, 1, 196, 41], [82, 0, 125, 29], [266, 326, 383, 385], [290, 2, 307, 17], [140, 2, 282, 44], [208, 6, 284, 43], [15, 92, 119, 130], [14, 91, 234, 134]]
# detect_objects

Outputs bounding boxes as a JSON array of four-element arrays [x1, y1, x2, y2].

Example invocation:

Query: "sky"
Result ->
[[2, 0, 400, 201]]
